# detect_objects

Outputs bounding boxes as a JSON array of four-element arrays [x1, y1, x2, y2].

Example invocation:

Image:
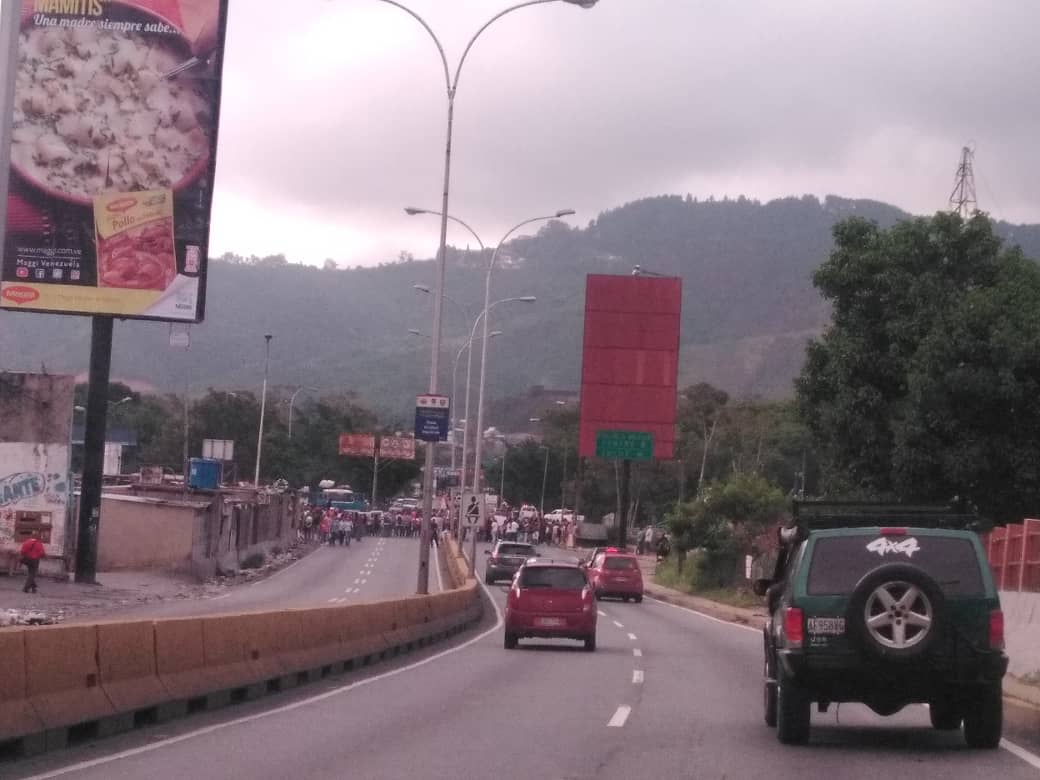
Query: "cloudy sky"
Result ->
[[6, 0, 1039, 266]]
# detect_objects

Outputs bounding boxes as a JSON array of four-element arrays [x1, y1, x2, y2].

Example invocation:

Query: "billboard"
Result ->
[[0, 0, 230, 322], [339, 433, 376, 457], [578, 275, 682, 460], [379, 435, 415, 460]]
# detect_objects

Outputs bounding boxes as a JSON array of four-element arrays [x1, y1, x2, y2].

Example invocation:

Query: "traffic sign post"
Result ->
[[595, 430, 654, 460], [415, 394, 450, 442], [594, 430, 653, 552]]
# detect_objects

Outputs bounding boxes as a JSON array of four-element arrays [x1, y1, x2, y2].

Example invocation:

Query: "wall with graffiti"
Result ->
[[0, 373, 74, 558]]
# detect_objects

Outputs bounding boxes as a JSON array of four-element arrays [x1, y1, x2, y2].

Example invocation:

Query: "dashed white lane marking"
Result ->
[[607, 706, 632, 728], [646, 595, 760, 634], [361, 579, 367, 585], [597, 610, 607, 617], [627, 633, 637, 641], [633, 648, 642, 657], [353, 578, 360, 585], [632, 670, 644, 685], [612, 620, 624, 629], [327, 597, 337, 603]]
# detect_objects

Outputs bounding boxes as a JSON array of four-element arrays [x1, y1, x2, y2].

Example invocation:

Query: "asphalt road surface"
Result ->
[[9, 543, 1040, 780], [113, 536, 443, 620]]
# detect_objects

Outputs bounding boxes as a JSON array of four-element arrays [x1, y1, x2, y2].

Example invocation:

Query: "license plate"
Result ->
[[535, 617, 564, 627]]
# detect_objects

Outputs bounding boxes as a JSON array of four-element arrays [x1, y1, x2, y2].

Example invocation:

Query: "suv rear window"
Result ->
[[807, 535, 985, 596], [520, 567, 588, 590], [604, 557, 637, 570], [498, 544, 536, 557]]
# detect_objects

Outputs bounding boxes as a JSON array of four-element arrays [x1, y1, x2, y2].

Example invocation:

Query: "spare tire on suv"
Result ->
[[845, 563, 946, 661]]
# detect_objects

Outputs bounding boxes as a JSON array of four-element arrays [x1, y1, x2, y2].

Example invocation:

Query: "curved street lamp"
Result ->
[[376, 0, 597, 594], [468, 211, 572, 569], [288, 386, 319, 439]]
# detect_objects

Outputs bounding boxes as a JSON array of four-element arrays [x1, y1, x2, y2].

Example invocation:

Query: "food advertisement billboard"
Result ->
[[0, 0, 229, 322]]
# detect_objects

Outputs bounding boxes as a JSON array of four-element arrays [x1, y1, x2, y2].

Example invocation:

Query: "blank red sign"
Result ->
[[578, 275, 682, 459]]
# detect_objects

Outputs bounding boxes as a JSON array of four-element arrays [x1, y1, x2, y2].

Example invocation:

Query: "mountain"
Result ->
[[3, 194, 1038, 420]]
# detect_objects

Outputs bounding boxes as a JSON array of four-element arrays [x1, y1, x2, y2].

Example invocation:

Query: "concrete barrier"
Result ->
[[0, 629, 45, 745], [97, 620, 168, 714], [1, 570, 483, 758], [155, 617, 220, 702], [24, 624, 118, 743]]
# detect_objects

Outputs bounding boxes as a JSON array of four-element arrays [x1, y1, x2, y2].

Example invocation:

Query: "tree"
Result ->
[[667, 473, 786, 586], [797, 212, 1040, 521], [323, 259, 338, 271], [677, 383, 729, 493]]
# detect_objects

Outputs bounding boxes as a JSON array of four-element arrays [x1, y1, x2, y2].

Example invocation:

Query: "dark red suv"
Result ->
[[588, 552, 644, 602], [504, 560, 597, 651]]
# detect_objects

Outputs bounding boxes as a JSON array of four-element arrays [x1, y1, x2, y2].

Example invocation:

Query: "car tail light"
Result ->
[[507, 586, 519, 610], [989, 610, 1005, 650], [879, 527, 907, 536], [784, 607, 804, 647]]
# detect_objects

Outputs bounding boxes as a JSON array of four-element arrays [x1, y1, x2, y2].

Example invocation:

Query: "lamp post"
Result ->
[[288, 386, 319, 439], [540, 445, 550, 518], [377, 0, 597, 595], [253, 334, 273, 488], [470, 211, 572, 569]]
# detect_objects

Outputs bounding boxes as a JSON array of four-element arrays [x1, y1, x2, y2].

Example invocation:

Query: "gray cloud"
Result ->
[[3, 0, 1037, 264]]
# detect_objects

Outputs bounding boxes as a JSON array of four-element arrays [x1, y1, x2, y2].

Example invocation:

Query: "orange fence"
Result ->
[[979, 518, 1040, 591]]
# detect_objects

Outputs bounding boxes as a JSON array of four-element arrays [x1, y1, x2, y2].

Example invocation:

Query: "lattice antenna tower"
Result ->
[[948, 145, 978, 218]]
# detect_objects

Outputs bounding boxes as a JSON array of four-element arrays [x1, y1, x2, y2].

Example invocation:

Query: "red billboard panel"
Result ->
[[578, 275, 682, 459], [338, 434, 376, 457]]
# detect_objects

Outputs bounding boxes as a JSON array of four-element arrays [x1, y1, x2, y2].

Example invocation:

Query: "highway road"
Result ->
[[9, 543, 1040, 780], [111, 536, 444, 620]]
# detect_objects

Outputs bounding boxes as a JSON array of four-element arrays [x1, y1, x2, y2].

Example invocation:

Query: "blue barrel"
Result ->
[[188, 458, 222, 489]]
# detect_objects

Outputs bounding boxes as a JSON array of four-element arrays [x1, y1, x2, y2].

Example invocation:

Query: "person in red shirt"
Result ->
[[20, 534, 45, 594]]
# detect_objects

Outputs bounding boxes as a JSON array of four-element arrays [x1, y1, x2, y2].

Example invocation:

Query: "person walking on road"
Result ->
[[20, 533, 45, 594]]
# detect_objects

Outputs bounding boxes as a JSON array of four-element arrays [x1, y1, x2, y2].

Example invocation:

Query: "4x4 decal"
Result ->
[[865, 536, 920, 558]]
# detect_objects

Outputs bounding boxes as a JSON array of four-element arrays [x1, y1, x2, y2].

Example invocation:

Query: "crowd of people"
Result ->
[[301, 505, 449, 546]]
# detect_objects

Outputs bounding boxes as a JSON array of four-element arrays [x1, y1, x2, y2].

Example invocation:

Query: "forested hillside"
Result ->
[[4, 194, 1037, 418]]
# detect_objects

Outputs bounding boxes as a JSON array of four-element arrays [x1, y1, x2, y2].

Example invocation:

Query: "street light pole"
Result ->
[[470, 211, 572, 570], [378, 0, 598, 594], [540, 446, 550, 517], [254, 334, 272, 488], [288, 386, 318, 439]]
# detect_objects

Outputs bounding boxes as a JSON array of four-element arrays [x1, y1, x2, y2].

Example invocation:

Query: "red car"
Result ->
[[504, 560, 597, 651], [588, 551, 644, 602]]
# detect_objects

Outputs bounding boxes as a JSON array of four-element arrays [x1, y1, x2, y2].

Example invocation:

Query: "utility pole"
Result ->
[[254, 334, 272, 487], [948, 145, 977, 218]]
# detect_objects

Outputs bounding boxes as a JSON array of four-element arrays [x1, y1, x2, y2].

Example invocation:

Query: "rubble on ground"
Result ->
[[0, 608, 61, 626]]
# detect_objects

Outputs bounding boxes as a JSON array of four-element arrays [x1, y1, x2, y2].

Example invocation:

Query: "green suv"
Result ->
[[756, 502, 1007, 747]]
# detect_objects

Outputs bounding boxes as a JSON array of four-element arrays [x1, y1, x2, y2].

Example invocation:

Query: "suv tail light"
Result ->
[[784, 607, 804, 647], [507, 586, 519, 610], [989, 609, 1005, 650]]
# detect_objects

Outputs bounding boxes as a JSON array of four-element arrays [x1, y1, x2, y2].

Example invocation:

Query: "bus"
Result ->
[[308, 485, 369, 511]]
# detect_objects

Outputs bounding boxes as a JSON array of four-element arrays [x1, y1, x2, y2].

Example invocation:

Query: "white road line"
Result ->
[[632, 670, 644, 685], [612, 620, 624, 629], [646, 595, 760, 634], [327, 597, 337, 603], [1003, 738, 1040, 771], [597, 610, 607, 617], [627, 632, 637, 641], [633, 648, 642, 657], [21, 577, 506, 780], [607, 705, 632, 728], [360, 579, 367, 585], [353, 579, 360, 585]]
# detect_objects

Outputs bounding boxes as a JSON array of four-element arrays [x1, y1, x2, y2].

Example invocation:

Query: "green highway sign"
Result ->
[[595, 430, 654, 460]]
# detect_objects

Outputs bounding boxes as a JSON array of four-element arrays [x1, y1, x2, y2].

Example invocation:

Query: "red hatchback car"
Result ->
[[504, 560, 597, 651], [588, 551, 644, 602]]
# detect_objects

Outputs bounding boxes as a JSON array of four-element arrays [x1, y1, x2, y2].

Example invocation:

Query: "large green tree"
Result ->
[[797, 212, 1040, 521]]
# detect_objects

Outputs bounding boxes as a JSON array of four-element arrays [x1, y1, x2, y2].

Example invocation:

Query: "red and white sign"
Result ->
[[416, 394, 450, 409], [338, 433, 376, 457], [379, 436, 416, 460]]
